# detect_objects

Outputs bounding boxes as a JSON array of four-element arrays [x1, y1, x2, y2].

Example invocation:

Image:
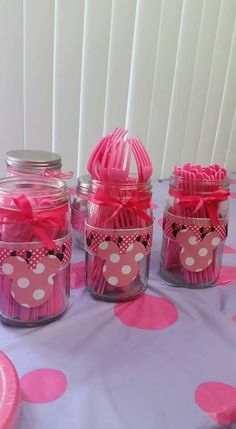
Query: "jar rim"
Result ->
[[6, 149, 62, 172], [0, 176, 68, 208], [170, 173, 230, 187], [76, 174, 91, 195], [90, 174, 152, 189]]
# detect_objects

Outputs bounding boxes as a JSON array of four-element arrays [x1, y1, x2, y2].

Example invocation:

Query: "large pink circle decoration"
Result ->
[[223, 245, 236, 254], [195, 382, 236, 426], [230, 192, 236, 199], [215, 266, 236, 286], [114, 294, 178, 330], [20, 369, 67, 403]]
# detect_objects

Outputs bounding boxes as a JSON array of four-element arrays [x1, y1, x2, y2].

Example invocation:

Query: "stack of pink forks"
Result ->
[[85, 128, 153, 299]]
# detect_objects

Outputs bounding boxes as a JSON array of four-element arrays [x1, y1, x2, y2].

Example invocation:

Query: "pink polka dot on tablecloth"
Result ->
[[215, 265, 236, 286], [114, 294, 178, 330], [157, 217, 163, 227], [232, 315, 236, 322], [230, 192, 236, 199], [230, 179, 236, 184], [195, 382, 236, 426], [223, 245, 236, 254], [20, 369, 67, 403], [70, 261, 85, 288]]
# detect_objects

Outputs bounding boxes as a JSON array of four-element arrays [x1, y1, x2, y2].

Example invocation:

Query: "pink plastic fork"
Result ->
[[129, 138, 153, 182], [108, 139, 131, 182], [98, 129, 128, 181], [87, 128, 127, 180]]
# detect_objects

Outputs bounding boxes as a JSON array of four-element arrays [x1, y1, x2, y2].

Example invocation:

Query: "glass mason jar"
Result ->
[[71, 175, 90, 249], [0, 176, 71, 326], [160, 173, 230, 288], [6, 149, 62, 176], [85, 178, 153, 302]]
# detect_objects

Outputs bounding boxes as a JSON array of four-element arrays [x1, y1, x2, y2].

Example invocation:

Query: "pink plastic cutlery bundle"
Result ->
[[85, 128, 154, 301], [160, 163, 230, 287], [0, 176, 71, 326], [0, 139, 232, 328]]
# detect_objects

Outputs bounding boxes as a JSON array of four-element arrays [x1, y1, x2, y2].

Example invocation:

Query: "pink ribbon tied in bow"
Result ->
[[169, 189, 230, 225], [41, 168, 73, 180], [0, 194, 68, 249], [88, 193, 153, 224]]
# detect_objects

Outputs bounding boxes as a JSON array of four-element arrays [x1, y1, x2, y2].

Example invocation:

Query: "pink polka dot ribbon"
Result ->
[[85, 224, 153, 255], [163, 210, 228, 242], [0, 236, 72, 270]]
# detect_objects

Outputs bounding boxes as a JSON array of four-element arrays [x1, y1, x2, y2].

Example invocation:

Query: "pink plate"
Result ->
[[0, 352, 21, 429]]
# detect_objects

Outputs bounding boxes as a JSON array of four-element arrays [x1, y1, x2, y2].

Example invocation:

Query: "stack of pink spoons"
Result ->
[[160, 163, 230, 288], [85, 128, 154, 301]]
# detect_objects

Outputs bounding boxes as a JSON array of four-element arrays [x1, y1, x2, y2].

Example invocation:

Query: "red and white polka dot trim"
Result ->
[[0, 236, 72, 270], [163, 211, 227, 242], [85, 225, 153, 255]]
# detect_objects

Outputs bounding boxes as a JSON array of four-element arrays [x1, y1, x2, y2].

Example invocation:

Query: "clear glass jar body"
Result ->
[[160, 175, 229, 288], [71, 175, 90, 249], [0, 177, 71, 326], [85, 179, 153, 301]]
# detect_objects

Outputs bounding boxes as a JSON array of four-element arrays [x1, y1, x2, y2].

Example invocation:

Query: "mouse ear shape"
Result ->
[[32, 255, 61, 275], [201, 231, 221, 249], [176, 229, 194, 246], [125, 241, 146, 262], [2, 256, 28, 279], [97, 241, 119, 259]]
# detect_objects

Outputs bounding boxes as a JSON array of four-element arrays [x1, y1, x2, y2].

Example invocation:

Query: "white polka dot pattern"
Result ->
[[110, 253, 120, 263], [176, 229, 222, 273], [2, 263, 14, 275], [17, 277, 30, 288], [33, 263, 45, 274], [185, 257, 195, 266], [33, 289, 45, 300], [108, 276, 118, 286], [1, 254, 61, 308], [198, 248, 208, 257], [121, 265, 132, 275], [97, 240, 148, 288]]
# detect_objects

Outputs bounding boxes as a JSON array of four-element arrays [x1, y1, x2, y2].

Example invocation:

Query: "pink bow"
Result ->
[[88, 193, 153, 224], [169, 189, 230, 225], [41, 168, 73, 180], [0, 194, 68, 249]]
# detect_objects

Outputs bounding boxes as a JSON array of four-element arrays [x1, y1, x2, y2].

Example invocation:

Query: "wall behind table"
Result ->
[[0, 0, 235, 183]]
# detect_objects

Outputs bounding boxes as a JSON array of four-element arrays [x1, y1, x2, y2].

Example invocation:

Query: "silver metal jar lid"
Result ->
[[76, 175, 91, 196], [6, 149, 62, 173]]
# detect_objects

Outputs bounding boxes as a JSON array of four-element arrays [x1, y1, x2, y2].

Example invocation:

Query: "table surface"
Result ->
[[1, 179, 236, 429]]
